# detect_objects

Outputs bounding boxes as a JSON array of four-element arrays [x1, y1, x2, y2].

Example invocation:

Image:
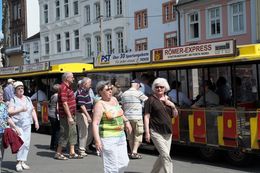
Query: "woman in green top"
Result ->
[[93, 81, 132, 173]]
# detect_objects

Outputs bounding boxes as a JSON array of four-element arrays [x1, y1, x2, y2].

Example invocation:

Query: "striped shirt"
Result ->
[[58, 82, 76, 118], [76, 88, 93, 113], [121, 88, 148, 120]]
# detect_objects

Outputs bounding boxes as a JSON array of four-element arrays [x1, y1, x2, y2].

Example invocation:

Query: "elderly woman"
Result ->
[[0, 90, 21, 165], [144, 78, 178, 173], [8, 81, 39, 172], [92, 81, 132, 173]]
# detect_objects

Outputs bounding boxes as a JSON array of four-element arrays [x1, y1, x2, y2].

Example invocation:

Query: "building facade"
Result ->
[[39, 0, 82, 65], [23, 33, 40, 64], [177, 0, 257, 46], [128, 0, 178, 51], [2, 0, 40, 66]]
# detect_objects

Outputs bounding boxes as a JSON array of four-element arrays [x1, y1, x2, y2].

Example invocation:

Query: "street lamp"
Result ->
[[173, 6, 181, 46]]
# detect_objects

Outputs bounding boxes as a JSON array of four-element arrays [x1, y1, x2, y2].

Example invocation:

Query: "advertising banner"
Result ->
[[94, 51, 150, 67]]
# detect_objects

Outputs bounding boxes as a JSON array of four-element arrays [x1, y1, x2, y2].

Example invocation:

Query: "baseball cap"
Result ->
[[7, 78, 15, 83], [131, 79, 141, 85], [13, 81, 24, 89]]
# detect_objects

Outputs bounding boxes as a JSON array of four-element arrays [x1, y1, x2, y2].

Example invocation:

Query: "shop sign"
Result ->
[[21, 62, 50, 73], [0, 66, 20, 75], [152, 40, 236, 62]]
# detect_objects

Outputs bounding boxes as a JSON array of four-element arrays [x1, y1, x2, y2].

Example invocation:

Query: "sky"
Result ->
[[0, 0, 3, 39]]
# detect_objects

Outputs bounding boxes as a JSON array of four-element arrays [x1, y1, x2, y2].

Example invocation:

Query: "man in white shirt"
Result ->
[[121, 79, 148, 159], [168, 81, 191, 107]]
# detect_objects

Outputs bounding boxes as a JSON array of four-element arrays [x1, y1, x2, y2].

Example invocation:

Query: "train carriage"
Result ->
[[87, 40, 260, 165], [0, 62, 93, 133]]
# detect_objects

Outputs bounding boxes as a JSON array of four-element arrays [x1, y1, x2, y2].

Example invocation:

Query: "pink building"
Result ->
[[177, 0, 257, 46]]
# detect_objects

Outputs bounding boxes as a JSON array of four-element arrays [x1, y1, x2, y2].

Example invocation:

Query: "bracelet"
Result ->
[[124, 120, 129, 123]]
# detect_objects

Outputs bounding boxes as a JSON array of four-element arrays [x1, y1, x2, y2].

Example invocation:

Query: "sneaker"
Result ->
[[21, 162, 30, 170], [79, 152, 88, 157], [16, 162, 23, 172]]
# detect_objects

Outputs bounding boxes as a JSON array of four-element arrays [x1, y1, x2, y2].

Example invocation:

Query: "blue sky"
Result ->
[[0, 0, 2, 39]]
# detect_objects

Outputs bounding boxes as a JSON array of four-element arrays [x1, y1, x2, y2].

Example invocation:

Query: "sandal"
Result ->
[[54, 153, 68, 160], [69, 153, 83, 159], [129, 153, 142, 159]]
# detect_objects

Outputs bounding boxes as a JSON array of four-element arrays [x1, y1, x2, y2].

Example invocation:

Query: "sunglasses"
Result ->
[[105, 87, 113, 91], [155, 86, 165, 89]]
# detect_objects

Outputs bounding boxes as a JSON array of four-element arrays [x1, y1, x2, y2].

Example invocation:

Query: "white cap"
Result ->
[[7, 78, 15, 83], [13, 81, 24, 89]]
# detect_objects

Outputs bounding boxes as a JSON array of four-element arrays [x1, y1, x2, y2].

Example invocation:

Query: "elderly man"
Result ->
[[4, 78, 15, 102], [54, 72, 82, 160], [76, 77, 93, 156], [121, 79, 148, 159]]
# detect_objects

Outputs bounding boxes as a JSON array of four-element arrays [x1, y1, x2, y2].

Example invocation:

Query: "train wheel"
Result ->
[[226, 150, 252, 166], [199, 147, 219, 161]]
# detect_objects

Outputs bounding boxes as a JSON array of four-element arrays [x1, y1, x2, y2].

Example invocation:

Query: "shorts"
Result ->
[[58, 116, 77, 147], [126, 119, 144, 143]]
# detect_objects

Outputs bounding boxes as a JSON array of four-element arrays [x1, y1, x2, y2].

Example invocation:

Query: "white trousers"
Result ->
[[150, 129, 173, 173], [17, 125, 31, 161], [101, 134, 129, 173]]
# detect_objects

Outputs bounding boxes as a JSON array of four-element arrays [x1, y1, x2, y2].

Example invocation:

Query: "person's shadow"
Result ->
[[1, 161, 17, 173], [34, 144, 55, 158]]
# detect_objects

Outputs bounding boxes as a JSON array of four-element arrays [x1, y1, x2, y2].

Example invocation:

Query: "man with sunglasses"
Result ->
[[121, 79, 148, 159]]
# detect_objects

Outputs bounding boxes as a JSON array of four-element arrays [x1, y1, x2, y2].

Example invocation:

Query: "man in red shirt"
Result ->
[[54, 72, 82, 160]]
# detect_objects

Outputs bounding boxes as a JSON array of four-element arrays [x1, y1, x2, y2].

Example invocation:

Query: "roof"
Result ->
[[24, 32, 40, 42], [177, 0, 197, 5]]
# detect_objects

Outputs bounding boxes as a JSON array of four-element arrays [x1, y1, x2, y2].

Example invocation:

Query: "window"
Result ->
[[73, 1, 79, 15], [164, 32, 177, 48], [207, 7, 221, 38], [135, 9, 148, 30], [187, 11, 200, 40], [56, 34, 61, 53], [135, 38, 147, 51], [162, 1, 176, 23], [95, 35, 101, 54], [56, 0, 60, 20], [229, 1, 246, 35], [116, 0, 122, 15], [64, 0, 69, 18], [44, 36, 49, 55], [74, 30, 79, 50], [44, 4, 48, 23], [65, 32, 70, 51], [25, 44, 30, 54], [33, 42, 39, 53], [18, 3, 21, 19], [105, 0, 111, 18], [13, 33, 21, 46], [86, 38, 92, 57], [94, 2, 100, 21], [85, 5, 91, 24], [105, 34, 112, 54], [13, 4, 17, 20], [117, 32, 124, 53]]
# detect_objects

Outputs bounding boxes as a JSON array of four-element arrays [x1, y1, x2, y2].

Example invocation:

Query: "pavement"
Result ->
[[1, 132, 158, 173]]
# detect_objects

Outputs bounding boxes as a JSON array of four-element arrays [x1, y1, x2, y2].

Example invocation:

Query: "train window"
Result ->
[[235, 64, 258, 104], [87, 72, 131, 93]]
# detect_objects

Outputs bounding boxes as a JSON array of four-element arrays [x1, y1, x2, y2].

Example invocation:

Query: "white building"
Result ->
[[80, 0, 129, 63], [38, 0, 179, 65], [39, 0, 82, 64], [23, 33, 40, 64]]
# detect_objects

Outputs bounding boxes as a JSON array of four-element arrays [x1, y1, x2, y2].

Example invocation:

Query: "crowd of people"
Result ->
[[0, 72, 255, 173]]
